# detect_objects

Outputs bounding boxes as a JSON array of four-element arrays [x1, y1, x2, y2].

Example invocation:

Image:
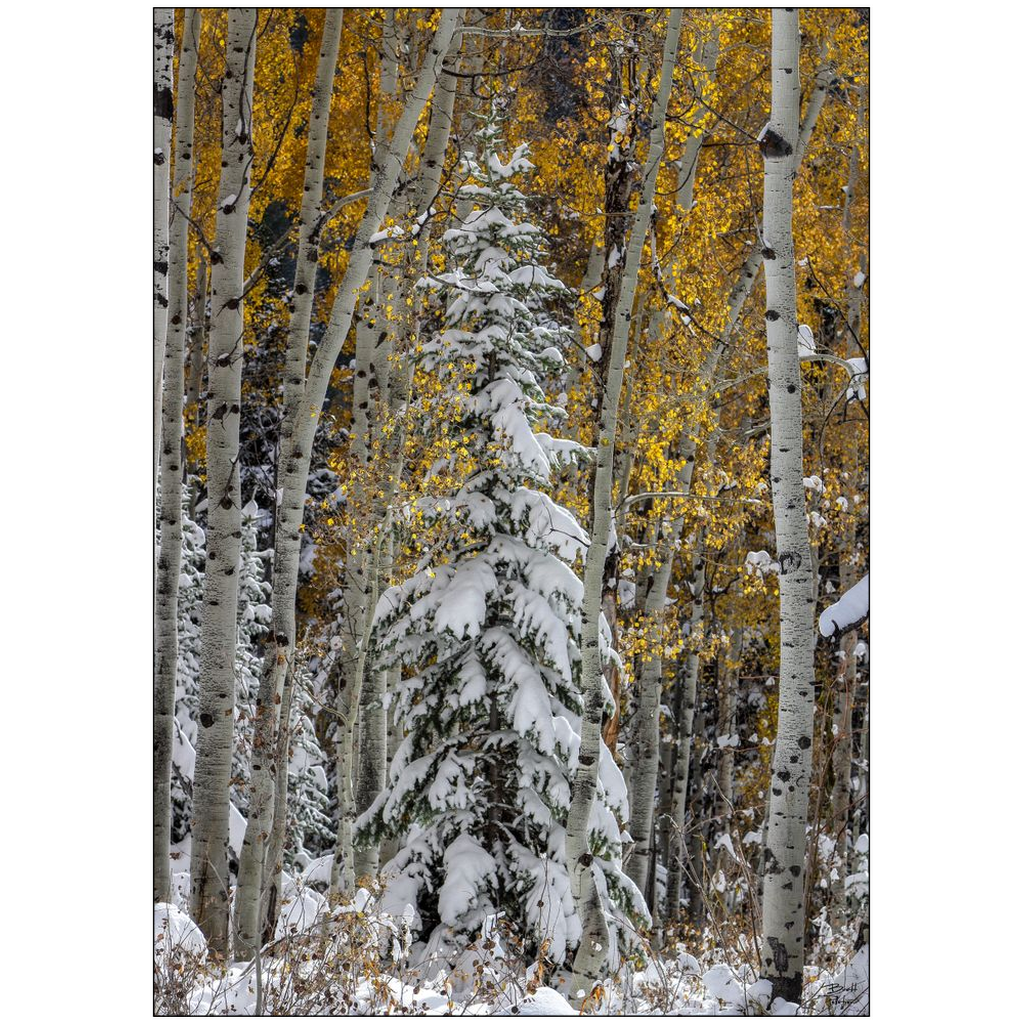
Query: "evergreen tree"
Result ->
[[286, 665, 335, 872], [171, 485, 205, 845], [231, 501, 274, 815], [357, 109, 645, 969]]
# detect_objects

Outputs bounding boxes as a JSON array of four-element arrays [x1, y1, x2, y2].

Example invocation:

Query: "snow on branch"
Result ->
[[819, 573, 868, 639]]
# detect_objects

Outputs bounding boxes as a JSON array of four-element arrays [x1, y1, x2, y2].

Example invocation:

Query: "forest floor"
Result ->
[[154, 878, 868, 1016]]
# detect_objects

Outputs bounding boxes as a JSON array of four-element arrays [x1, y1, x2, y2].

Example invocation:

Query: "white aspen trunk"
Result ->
[[154, 9, 174, 480], [378, 663, 403, 867], [758, 9, 817, 1005], [261, 666, 294, 945], [830, 620, 855, 927], [185, 254, 208, 504], [795, 62, 833, 171], [664, 530, 707, 918], [675, 25, 719, 211], [189, 8, 258, 958], [252, 25, 462, 886], [566, 11, 682, 1000], [350, 10, 399, 458], [842, 86, 867, 357], [154, 7, 201, 906], [355, 531, 391, 881], [641, 53, 831, 914], [711, 626, 743, 910], [624, 523, 679, 896], [330, 542, 378, 895], [686, 700, 708, 926], [334, 20, 400, 885], [641, 68, 830, 911], [831, 112, 865, 928], [656, 653, 686, 921], [715, 627, 743, 827], [233, 10, 342, 959]]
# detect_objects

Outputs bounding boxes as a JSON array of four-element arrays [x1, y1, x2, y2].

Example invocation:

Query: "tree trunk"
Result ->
[[234, 9, 342, 959], [665, 530, 706, 918], [332, 11, 401, 893], [153, 8, 174, 480], [189, 7, 258, 958], [830, 622, 855, 927], [624, 525, 678, 896], [261, 666, 294, 945], [379, 663, 403, 866], [758, 9, 817, 1005], [355, 532, 391, 881], [566, 10, 682, 1001], [675, 24, 719, 211], [642, 64, 831, 930], [154, 7, 201, 906], [685, 700, 707, 927], [715, 627, 743, 830], [185, 253, 208, 510]]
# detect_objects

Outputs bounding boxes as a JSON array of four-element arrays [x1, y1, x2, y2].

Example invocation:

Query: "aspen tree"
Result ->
[[830, 556, 857, 928], [758, 8, 817, 1004], [639, 53, 831, 916], [189, 7, 258, 957], [245, 8, 462, 896], [154, 7, 201, 906], [354, 37, 463, 880], [567, 10, 682, 1000], [664, 528, 707, 915], [715, 627, 743, 831], [261, 666, 295, 944], [831, 118, 866, 924], [624, 521, 679, 895], [153, 8, 174, 479], [233, 10, 343, 959], [331, 10, 402, 896]]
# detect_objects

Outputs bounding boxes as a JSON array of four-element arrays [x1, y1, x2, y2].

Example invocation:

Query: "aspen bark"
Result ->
[[233, 10, 342, 959], [566, 10, 682, 999], [830, 121, 864, 925], [830, 617, 855, 927], [378, 663, 403, 867], [261, 666, 294, 945], [686, 701, 708, 927], [185, 254, 208, 504], [355, 534, 392, 881], [154, 9, 174, 479], [189, 8, 258, 957], [715, 627, 743, 827], [329, 544, 378, 895], [664, 530, 707, 918], [675, 25, 719, 212], [154, 7, 201, 906], [643, 48, 830, 920], [334, 12, 401, 891], [624, 526, 678, 896], [758, 9, 817, 1005]]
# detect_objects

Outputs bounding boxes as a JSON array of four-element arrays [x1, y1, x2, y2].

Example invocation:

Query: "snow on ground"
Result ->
[[154, 884, 868, 1016]]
